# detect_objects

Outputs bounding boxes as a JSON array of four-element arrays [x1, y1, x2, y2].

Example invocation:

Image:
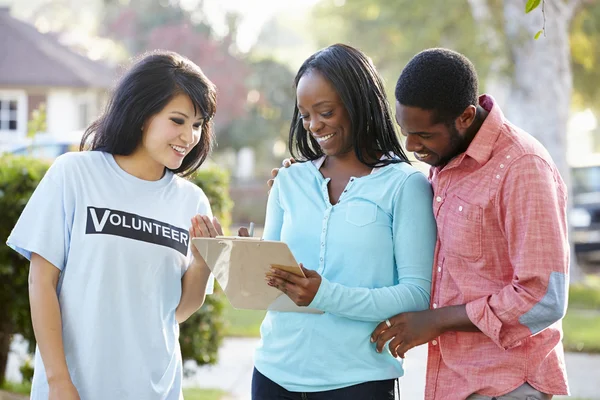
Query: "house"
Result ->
[[0, 6, 114, 150]]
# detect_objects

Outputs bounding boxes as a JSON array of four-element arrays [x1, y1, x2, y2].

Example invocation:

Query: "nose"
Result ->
[[309, 117, 324, 134], [404, 134, 422, 153], [180, 125, 195, 145]]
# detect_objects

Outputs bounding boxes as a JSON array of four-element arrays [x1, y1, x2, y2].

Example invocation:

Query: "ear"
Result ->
[[456, 105, 477, 131]]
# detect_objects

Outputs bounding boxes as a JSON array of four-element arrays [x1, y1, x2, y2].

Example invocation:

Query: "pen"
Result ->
[[248, 222, 255, 237]]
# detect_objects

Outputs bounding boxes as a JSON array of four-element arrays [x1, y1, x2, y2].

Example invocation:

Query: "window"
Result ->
[[0, 99, 19, 131], [0, 90, 27, 139]]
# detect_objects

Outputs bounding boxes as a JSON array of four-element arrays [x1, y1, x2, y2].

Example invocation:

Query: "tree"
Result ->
[[314, 0, 597, 281]]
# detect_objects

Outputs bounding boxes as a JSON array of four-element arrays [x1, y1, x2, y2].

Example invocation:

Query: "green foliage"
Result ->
[[312, 0, 498, 99], [18, 359, 34, 384], [0, 155, 50, 358], [26, 103, 47, 139], [0, 156, 233, 381], [525, 0, 542, 14]]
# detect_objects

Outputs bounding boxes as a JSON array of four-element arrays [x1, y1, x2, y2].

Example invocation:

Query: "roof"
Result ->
[[0, 7, 115, 89]]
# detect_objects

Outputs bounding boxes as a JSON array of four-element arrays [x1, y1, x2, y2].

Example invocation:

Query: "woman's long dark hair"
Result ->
[[81, 50, 217, 177], [289, 43, 408, 167]]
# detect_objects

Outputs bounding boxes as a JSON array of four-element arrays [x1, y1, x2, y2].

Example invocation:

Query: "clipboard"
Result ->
[[192, 237, 323, 314]]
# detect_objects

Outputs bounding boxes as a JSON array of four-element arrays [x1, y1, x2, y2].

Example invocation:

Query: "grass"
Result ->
[[182, 388, 227, 400], [222, 301, 265, 338], [0, 381, 30, 395], [0, 382, 227, 400], [563, 308, 600, 353]]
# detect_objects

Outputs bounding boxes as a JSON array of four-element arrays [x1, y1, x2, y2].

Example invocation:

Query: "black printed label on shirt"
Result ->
[[85, 207, 188, 255]]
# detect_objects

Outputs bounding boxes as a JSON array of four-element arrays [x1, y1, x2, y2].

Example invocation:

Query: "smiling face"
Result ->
[[138, 93, 204, 174], [395, 101, 475, 167], [296, 71, 353, 157]]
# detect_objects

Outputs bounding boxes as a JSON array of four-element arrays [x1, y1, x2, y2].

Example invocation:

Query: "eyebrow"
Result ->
[[170, 111, 204, 122], [299, 100, 335, 109]]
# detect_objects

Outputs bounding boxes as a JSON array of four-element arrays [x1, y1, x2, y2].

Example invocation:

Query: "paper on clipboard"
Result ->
[[192, 237, 323, 314]]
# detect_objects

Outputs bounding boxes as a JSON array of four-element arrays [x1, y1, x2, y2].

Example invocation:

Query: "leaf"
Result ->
[[526, 0, 542, 13], [535, 29, 544, 40]]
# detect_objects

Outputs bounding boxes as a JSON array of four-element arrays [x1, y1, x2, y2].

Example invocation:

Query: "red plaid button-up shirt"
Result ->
[[425, 95, 570, 399]]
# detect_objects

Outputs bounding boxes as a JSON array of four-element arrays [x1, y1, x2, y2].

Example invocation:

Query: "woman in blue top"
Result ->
[[252, 44, 437, 399]]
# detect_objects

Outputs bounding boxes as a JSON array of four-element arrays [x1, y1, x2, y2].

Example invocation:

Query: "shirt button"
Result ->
[[432, 340, 438, 346], [436, 196, 442, 202], [320, 257, 323, 262], [500, 164, 505, 168], [496, 175, 500, 179], [433, 303, 438, 308], [438, 266, 441, 272], [458, 206, 463, 212], [321, 242, 324, 247], [506, 155, 511, 159]]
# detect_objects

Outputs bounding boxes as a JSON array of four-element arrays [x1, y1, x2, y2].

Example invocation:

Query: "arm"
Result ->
[[29, 253, 79, 398], [176, 215, 220, 323], [465, 154, 569, 349], [262, 175, 284, 241], [373, 155, 568, 356], [307, 172, 436, 321]]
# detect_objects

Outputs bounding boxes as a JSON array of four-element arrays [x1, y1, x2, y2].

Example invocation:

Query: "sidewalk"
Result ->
[[7, 336, 600, 399], [183, 339, 600, 400]]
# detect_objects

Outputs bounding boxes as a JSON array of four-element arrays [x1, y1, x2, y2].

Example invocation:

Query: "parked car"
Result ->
[[4, 131, 82, 161], [571, 155, 600, 264]]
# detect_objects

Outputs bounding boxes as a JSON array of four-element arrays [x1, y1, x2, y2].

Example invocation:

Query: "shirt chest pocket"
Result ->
[[443, 196, 483, 261], [345, 201, 378, 227]]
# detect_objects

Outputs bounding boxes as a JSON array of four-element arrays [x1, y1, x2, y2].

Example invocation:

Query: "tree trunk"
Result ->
[[502, 0, 584, 282]]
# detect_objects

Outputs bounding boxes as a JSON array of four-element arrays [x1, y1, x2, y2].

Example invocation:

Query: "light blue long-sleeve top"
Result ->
[[253, 158, 437, 392]]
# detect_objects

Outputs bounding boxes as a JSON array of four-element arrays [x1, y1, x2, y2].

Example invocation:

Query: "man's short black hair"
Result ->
[[395, 48, 479, 124]]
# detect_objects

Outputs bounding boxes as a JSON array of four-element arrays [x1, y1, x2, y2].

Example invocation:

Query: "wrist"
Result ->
[[47, 371, 71, 385]]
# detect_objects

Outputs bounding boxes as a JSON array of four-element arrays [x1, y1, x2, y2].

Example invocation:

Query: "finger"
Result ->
[[202, 215, 219, 237], [375, 329, 398, 353], [269, 267, 304, 285], [393, 341, 412, 359], [195, 215, 210, 237], [192, 216, 205, 237], [267, 276, 291, 293], [238, 227, 249, 237], [212, 216, 223, 236], [388, 337, 404, 358], [371, 320, 390, 343], [289, 157, 295, 164], [271, 168, 279, 178], [282, 159, 291, 167], [190, 219, 197, 238]]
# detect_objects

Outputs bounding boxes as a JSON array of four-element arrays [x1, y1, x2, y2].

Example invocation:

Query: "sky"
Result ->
[[1, 0, 323, 53], [192, 0, 322, 52]]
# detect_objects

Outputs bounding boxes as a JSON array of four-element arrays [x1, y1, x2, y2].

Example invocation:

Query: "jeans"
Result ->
[[466, 383, 552, 400], [251, 368, 397, 400]]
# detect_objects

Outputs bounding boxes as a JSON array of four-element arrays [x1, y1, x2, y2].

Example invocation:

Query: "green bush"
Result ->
[[0, 155, 231, 383]]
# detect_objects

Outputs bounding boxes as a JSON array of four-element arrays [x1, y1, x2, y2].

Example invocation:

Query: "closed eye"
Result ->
[[171, 118, 184, 125], [321, 111, 333, 117]]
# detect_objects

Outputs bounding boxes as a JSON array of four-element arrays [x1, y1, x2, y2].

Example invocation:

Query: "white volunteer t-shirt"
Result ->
[[7, 151, 214, 400]]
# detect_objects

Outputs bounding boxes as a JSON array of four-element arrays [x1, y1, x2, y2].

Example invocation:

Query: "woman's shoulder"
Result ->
[[385, 162, 429, 185], [276, 160, 315, 181]]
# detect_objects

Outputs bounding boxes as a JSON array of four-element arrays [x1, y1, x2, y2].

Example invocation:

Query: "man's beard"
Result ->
[[435, 124, 470, 167]]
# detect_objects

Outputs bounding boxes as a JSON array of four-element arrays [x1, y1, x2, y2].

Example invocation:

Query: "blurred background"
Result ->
[[1, 0, 600, 399]]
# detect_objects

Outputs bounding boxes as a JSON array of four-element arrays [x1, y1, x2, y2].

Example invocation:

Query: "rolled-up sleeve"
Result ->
[[466, 154, 569, 349]]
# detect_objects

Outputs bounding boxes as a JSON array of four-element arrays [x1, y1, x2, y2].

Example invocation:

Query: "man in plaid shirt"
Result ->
[[371, 48, 569, 399]]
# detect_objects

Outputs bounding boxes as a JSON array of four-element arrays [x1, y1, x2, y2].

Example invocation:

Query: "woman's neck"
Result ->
[[113, 150, 165, 181], [321, 151, 376, 178]]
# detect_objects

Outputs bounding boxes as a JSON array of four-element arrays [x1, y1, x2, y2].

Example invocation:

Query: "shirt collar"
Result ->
[[464, 94, 505, 166]]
